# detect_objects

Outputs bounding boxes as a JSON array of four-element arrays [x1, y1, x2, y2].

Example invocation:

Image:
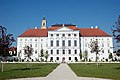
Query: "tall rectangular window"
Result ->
[[56, 57, 59, 60], [51, 50, 53, 54], [75, 49, 77, 54], [56, 40, 59, 46], [63, 50, 65, 54], [51, 40, 53, 46], [68, 50, 71, 54], [62, 40, 65, 46], [68, 40, 71, 46], [57, 50, 59, 54], [74, 40, 77, 46]]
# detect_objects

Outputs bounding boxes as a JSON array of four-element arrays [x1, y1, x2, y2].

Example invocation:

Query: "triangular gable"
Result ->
[[55, 26, 73, 31]]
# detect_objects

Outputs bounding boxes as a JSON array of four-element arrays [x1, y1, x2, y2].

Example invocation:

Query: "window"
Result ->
[[56, 57, 59, 60], [41, 39, 43, 41], [69, 57, 71, 60], [102, 43, 104, 47], [75, 57, 78, 61], [57, 50, 59, 54], [85, 43, 87, 47], [68, 34, 71, 36], [74, 40, 77, 46], [68, 40, 71, 46], [68, 50, 71, 54], [50, 57, 53, 61], [75, 49, 77, 54], [63, 50, 65, 54], [62, 40, 65, 46], [35, 44, 37, 47], [51, 50, 53, 54], [107, 43, 110, 47], [56, 34, 59, 36], [102, 50, 104, 53], [62, 34, 65, 37], [35, 39, 37, 41], [51, 34, 53, 36], [51, 40, 53, 46], [30, 39, 32, 41], [74, 34, 77, 36], [35, 50, 37, 54], [108, 50, 110, 53], [25, 39, 27, 41], [20, 39, 22, 41], [56, 40, 59, 46]]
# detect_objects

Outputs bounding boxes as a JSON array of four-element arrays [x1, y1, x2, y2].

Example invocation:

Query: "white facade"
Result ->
[[81, 37, 113, 61], [47, 26, 80, 62], [17, 18, 113, 62]]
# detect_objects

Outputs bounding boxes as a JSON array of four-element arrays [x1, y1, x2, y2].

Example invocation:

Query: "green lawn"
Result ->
[[69, 63, 120, 80], [0, 63, 59, 80]]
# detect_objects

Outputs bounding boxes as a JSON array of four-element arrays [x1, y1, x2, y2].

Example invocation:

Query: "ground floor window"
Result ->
[[75, 57, 78, 61], [50, 57, 53, 61], [69, 57, 71, 60], [56, 57, 59, 60]]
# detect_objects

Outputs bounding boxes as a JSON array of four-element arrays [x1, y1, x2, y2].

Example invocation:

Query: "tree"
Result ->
[[117, 49, 120, 56], [0, 26, 15, 72], [112, 15, 120, 43], [44, 50, 49, 62], [40, 49, 44, 61], [83, 50, 88, 64], [109, 53, 113, 61], [89, 39, 100, 67], [79, 52, 82, 61], [0, 26, 15, 59], [23, 45, 33, 62]]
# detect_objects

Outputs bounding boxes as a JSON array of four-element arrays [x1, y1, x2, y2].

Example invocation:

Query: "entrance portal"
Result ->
[[62, 57, 65, 63]]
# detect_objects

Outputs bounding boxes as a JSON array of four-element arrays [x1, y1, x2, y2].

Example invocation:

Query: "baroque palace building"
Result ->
[[17, 17, 113, 62]]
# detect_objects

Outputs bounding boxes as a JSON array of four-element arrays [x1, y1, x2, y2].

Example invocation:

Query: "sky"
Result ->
[[0, 0, 120, 49]]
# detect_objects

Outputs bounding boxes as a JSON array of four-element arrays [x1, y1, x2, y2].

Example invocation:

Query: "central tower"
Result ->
[[41, 17, 47, 29]]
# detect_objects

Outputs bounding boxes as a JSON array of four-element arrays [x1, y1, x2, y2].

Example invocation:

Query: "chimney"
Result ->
[[95, 26, 98, 28], [35, 27, 37, 29], [91, 26, 93, 29]]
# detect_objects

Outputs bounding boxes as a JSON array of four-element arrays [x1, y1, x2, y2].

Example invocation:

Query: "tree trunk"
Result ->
[[1, 62, 4, 72]]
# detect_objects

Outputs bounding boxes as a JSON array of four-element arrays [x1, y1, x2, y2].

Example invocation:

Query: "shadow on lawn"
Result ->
[[114, 67, 120, 70], [7, 67, 40, 72]]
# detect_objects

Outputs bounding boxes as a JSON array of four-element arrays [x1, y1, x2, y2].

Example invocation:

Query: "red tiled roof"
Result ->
[[19, 28, 48, 37], [79, 28, 111, 37], [18, 25, 111, 37], [9, 46, 17, 51]]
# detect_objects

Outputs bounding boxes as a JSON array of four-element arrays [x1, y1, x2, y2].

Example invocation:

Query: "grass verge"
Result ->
[[69, 63, 120, 80], [0, 63, 59, 80]]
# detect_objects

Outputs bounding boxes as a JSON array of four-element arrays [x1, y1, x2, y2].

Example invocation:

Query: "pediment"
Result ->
[[55, 26, 73, 31]]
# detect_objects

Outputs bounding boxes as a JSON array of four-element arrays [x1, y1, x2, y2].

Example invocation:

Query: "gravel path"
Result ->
[[11, 63, 111, 80]]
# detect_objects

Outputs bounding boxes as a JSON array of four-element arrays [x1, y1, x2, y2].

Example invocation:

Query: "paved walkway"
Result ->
[[11, 63, 111, 80]]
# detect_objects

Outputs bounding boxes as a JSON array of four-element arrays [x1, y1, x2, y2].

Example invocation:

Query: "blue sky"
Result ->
[[0, 0, 120, 49]]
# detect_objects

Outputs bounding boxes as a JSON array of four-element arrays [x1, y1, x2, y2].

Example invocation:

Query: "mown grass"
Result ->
[[69, 63, 120, 80], [0, 63, 59, 80]]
